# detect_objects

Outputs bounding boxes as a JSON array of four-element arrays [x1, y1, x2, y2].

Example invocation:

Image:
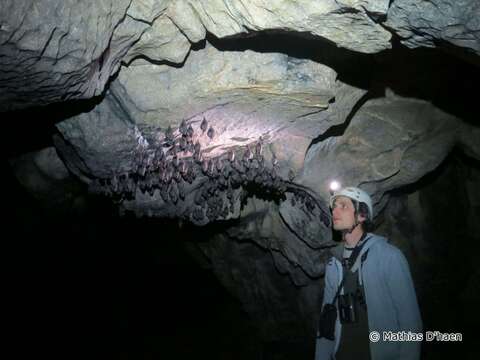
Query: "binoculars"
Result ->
[[338, 292, 359, 324]]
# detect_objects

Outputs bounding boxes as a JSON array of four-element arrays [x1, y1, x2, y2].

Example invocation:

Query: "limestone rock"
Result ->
[[9, 147, 83, 211], [166, 0, 206, 43], [0, 0, 134, 112], [458, 123, 480, 161], [55, 92, 141, 179], [183, 0, 391, 53], [116, 41, 337, 127], [386, 0, 480, 57], [123, 14, 191, 65], [127, 0, 168, 23], [113, 42, 364, 173], [302, 92, 461, 216], [198, 232, 323, 340]]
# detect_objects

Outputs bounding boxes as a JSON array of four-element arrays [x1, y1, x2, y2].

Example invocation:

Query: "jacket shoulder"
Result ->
[[326, 255, 339, 267], [367, 234, 409, 262], [325, 253, 341, 276]]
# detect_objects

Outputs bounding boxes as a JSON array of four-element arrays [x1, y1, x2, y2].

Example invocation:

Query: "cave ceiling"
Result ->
[[2, 0, 480, 340]]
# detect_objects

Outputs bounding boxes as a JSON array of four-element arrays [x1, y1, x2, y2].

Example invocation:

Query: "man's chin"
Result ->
[[333, 224, 351, 232]]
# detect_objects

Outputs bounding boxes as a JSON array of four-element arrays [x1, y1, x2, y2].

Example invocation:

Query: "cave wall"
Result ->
[[2, 1, 480, 358]]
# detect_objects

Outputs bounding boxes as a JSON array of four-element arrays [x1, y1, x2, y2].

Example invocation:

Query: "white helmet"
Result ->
[[329, 186, 373, 219]]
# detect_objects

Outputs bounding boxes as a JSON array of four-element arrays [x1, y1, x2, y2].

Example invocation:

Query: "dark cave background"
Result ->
[[2, 35, 479, 360]]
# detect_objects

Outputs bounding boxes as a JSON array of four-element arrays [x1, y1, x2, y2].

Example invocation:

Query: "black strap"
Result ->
[[360, 249, 369, 264], [332, 234, 371, 304], [332, 276, 345, 304], [346, 233, 370, 268]]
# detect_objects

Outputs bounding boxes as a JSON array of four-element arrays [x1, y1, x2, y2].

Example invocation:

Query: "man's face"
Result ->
[[331, 196, 357, 231]]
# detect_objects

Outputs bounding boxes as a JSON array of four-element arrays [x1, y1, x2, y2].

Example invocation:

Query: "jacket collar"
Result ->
[[330, 233, 382, 270]]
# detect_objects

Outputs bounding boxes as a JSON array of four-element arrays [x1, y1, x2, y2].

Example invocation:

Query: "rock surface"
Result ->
[[386, 0, 480, 58], [3, 0, 480, 111], [3, 0, 480, 345], [302, 91, 464, 215], [0, 0, 134, 111]]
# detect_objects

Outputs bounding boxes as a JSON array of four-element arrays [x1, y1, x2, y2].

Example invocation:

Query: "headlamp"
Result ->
[[329, 180, 341, 194]]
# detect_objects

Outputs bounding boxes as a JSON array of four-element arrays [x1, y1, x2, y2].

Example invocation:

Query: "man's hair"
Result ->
[[356, 201, 375, 232]]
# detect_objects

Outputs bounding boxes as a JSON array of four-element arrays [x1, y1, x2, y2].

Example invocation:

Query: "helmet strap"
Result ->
[[342, 200, 360, 235], [344, 218, 359, 234]]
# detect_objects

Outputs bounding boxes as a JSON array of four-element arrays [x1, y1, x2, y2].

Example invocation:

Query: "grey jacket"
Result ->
[[315, 233, 423, 360]]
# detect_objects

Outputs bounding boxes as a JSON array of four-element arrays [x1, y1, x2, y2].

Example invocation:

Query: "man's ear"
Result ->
[[357, 213, 366, 224]]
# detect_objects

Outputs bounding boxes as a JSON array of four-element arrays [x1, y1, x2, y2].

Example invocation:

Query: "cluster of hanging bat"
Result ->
[[90, 117, 330, 228]]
